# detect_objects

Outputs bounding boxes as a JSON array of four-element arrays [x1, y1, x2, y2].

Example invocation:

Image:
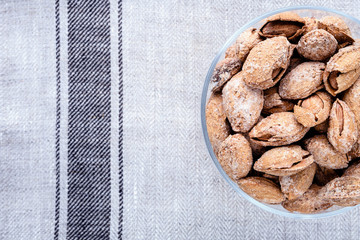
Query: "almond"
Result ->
[[205, 93, 230, 155], [327, 99, 358, 154], [280, 163, 317, 200], [222, 72, 264, 132], [303, 17, 320, 34], [323, 45, 360, 96], [242, 36, 294, 90], [279, 62, 325, 100], [343, 76, 360, 157], [254, 145, 314, 176], [319, 176, 360, 206], [320, 16, 352, 36], [319, 16, 354, 47], [297, 29, 337, 61], [259, 12, 305, 41], [282, 184, 332, 213], [262, 86, 294, 115], [305, 135, 350, 169], [249, 112, 309, 147], [217, 134, 253, 181], [294, 91, 332, 127], [237, 177, 285, 204], [343, 76, 360, 126], [211, 58, 242, 92], [225, 27, 263, 62]]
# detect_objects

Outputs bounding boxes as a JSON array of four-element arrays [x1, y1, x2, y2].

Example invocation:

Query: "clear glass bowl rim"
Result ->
[[201, 5, 360, 219]]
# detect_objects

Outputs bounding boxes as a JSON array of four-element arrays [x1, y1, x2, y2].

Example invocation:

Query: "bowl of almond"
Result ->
[[202, 6, 360, 218]]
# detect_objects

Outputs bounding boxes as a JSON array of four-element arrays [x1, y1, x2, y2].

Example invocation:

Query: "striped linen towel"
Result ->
[[1, 0, 359, 239]]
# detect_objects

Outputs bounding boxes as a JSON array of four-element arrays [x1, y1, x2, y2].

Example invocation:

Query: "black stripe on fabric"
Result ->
[[67, 1, 111, 239], [54, 0, 60, 239], [118, 0, 124, 239]]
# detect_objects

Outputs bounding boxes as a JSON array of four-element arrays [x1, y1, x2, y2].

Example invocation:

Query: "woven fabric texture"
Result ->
[[122, 0, 360, 239], [1, 0, 360, 239], [1, 1, 56, 239]]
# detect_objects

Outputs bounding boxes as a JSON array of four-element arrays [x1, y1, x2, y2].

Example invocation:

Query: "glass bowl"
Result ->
[[201, 6, 360, 219]]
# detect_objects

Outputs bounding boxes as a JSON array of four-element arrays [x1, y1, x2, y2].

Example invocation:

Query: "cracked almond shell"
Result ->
[[222, 72, 264, 133], [237, 177, 285, 204], [254, 145, 314, 176], [211, 58, 242, 92], [297, 29, 337, 61], [343, 76, 360, 125], [262, 86, 294, 115], [242, 36, 294, 90], [321, 16, 352, 35], [280, 162, 317, 200], [318, 16, 354, 47], [294, 91, 332, 127], [305, 135, 350, 169], [303, 17, 320, 34], [217, 134, 253, 181], [225, 27, 263, 62], [249, 112, 309, 147], [282, 184, 333, 213], [323, 45, 360, 96], [320, 16, 352, 40], [279, 62, 325, 100], [343, 76, 360, 157], [259, 12, 305, 41], [327, 99, 358, 154], [205, 93, 231, 155], [319, 176, 360, 206]]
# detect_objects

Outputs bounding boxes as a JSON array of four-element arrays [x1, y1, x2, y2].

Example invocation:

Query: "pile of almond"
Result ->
[[206, 12, 360, 213]]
